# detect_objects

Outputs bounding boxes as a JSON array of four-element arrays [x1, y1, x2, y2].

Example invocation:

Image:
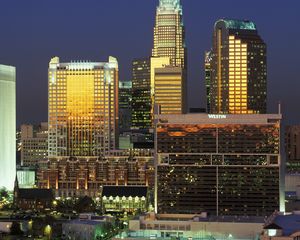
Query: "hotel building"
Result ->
[[48, 56, 119, 157], [155, 114, 283, 216]]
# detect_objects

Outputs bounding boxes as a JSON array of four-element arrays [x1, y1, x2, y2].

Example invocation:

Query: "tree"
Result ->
[[10, 222, 23, 235], [74, 196, 96, 213]]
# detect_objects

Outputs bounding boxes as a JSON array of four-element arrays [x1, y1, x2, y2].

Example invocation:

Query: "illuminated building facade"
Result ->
[[285, 125, 300, 173], [132, 58, 151, 130], [154, 66, 183, 114], [210, 19, 267, 114], [119, 81, 132, 133], [151, 0, 187, 114], [21, 122, 48, 167], [205, 51, 212, 113], [0, 64, 16, 190], [101, 186, 148, 213], [48, 56, 119, 157], [155, 114, 283, 216], [38, 149, 154, 197], [152, 0, 186, 69]]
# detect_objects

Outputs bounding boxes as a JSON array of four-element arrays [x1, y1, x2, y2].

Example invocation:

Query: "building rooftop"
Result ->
[[217, 19, 257, 30], [17, 188, 54, 200], [102, 186, 148, 198], [64, 219, 106, 226], [155, 113, 282, 125], [272, 214, 300, 235]]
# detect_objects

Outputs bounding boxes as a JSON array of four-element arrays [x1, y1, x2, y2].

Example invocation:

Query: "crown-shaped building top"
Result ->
[[158, 0, 182, 14]]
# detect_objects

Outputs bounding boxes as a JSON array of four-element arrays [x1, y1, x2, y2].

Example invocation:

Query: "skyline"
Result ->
[[0, 0, 299, 125]]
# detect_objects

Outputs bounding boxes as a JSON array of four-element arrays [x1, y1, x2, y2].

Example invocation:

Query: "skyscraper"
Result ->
[[0, 64, 16, 190], [48, 56, 119, 158], [210, 19, 267, 114], [119, 81, 132, 133], [205, 51, 212, 113], [151, 0, 187, 114], [154, 66, 183, 114], [131, 58, 151, 130], [152, 0, 186, 68]]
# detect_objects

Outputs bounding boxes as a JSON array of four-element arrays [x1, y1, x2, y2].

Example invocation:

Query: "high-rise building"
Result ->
[[210, 19, 267, 114], [285, 125, 300, 173], [119, 81, 132, 133], [48, 56, 119, 158], [154, 66, 183, 114], [155, 114, 283, 216], [205, 51, 212, 113], [132, 58, 151, 130], [151, 0, 187, 114], [0, 64, 16, 190], [152, 0, 186, 69], [20, 122, 48, 167]]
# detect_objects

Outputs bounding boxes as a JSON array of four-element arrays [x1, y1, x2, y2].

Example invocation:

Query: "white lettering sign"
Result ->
[[208, 114, 227, 119]]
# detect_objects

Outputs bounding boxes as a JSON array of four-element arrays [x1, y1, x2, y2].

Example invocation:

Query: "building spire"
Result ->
[[158, 0, 182, 13]]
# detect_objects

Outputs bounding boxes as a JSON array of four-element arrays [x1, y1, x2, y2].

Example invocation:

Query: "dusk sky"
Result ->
[[0, 0, 299, 126]]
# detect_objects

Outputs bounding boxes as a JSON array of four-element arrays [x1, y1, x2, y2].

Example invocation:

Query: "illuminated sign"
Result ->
[[208, 114, 227, 119]]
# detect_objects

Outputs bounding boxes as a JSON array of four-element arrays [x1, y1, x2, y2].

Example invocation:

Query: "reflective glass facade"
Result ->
[[132, 58, 151, 130], [155, 114, 282, 216], [151, 0, 187, 114], [48, 57, 119, 157], [152, 0, 186, 68], [210, 19, 267, 114], [154, 66, 183, 114], [0, 64, 16, 190]]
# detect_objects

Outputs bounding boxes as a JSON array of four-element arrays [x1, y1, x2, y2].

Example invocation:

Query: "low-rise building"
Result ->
[[114, 213, 264, 240], [62, 215, 114, 240], [261, 212, 300, 240], [14, 177, 54, 210], [37, 149, 154, 198], [102, 186, 148, 213]]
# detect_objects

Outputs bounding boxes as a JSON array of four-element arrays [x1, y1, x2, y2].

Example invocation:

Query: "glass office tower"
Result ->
[[0, 64, 16, 190], [151, 0, 187, 114], [48, 56, 119, 158], [152, 0, 186, 68], [132, 58, 151, 130], [210, 19, 267, 114]]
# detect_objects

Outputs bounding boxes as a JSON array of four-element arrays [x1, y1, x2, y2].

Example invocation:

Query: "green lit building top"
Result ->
[[217, 19, 257, 30]]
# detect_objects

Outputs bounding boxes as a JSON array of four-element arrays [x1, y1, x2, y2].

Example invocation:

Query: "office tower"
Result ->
[[151, 0, 187, 114], [0, 64, 16, 190], [48, 56, 119, 157], [119, 81, 132, 133], [132, 58, 151, 130], [155, 114, 282, 216], [205, 51, 212, 113], [210, 19, 267, 114], [285, 125, 300, 173], [20, 123, 48, 167], [38, 149, 154, 197], [152, 0, 186, 68], [154, 66, 183, 114]]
